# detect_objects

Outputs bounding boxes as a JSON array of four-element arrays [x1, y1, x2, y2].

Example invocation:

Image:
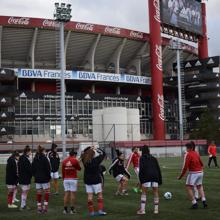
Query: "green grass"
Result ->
[[0, 157, 220, 220]]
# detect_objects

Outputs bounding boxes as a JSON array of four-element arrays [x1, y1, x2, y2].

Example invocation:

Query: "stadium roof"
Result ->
[[0, 16, 197, 75]]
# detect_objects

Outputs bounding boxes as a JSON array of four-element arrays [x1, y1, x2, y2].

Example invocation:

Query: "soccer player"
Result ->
[[126, 147, 141, 193], [32, 145, 51, 213], [137, 145, 162, 215], [208, 141, 218, 168], [18, 145, 32, 210], [62, 148, 81, 214], [6, 151, 20, 208], [109, 149, 131, 196], [177, 142, 208, 209], [81, 146, 106, 216], [47, 143, 60, 194]]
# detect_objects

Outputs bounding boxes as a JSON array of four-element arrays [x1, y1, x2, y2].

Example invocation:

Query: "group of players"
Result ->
[[5, 141, 215, 216]]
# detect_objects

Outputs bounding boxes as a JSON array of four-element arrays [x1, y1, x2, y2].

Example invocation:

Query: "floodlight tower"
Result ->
[[54, 3, 72, 158]]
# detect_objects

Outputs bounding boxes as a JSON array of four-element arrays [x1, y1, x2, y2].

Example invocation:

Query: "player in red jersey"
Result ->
[[126, 147, 141, 193], [208, 141, 218, 168], [62, 148, 81, 214], [178, 142, 208, 209]]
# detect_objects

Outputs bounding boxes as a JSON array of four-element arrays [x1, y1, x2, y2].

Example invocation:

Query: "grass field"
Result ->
[[0, 156, 219, 220]]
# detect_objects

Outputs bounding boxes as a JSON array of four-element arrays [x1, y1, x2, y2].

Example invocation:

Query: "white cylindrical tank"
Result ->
[[92, 109, 104, 142], [103, 107, 127, 142], [127, 109, 140, 141]]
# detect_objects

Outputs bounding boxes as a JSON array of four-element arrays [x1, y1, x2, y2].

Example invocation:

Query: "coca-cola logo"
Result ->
[[75, 23, 94, 31], [153, 0, 161, 23], [104, 26, 121, 35], [157, 94, 165, 121], [42, 19, 59, 28], [8, 17, 30, 25], [130, 31, 143, 39], [155, 44, 162, 71]]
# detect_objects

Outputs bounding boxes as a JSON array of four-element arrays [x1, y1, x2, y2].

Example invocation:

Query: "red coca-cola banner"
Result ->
[[0, 15, 149, 41], [149, 0, 165, 140], [0, 15, 197, 54]]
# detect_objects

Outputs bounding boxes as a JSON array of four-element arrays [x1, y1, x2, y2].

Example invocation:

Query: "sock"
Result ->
[[64, 206, 68, 211], [154, 197, 159, 212], [13, 188, 17, 202], [98, 198, 104, 211], [8, 192, 13, 205], [37, 193, 42, 209], [88, 200, 94, 213], [201, 197, 206, 202], [140, 194, 146, 211], [21, 191, 27, 208], [192, 199, 197, 204], [44, 192, 49, 210]]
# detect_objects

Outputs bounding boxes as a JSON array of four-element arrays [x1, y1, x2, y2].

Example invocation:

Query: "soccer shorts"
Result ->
[[85, 183, 102, 194], [51, 172, 59, 179], [186, 172, 203, 186], [142, 182, 158, 188], [36, 182, 50, 190], [7, 185, 16, 189], [115, 174, 124, 182], [63, 179, 78, 192], [20, 184, 30, 191]]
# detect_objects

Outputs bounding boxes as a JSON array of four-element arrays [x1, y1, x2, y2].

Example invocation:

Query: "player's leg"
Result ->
[[42, 184, 50, 213], [87, 192, 95, 216], [20, 185, 30, 210], [197, 185, 207, 208], [97, 191, 106, 215], [121, 176, 128, 195], [36, 185, 43, 213], [12, 185, 19, 203], [213, 156, 218, 167], [186, 185, 198, 208], [63, 191, 70, 214], [152, 184, 159, 214], [208, 156, 212, 167], [137, 185, 147, 214], [7, 185, 17, 208], [53, 172, 59, 194], [70, 192, 76, 214], [193, 185, 200, 200]]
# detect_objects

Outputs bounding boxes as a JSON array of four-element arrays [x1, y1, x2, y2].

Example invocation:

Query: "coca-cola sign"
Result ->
[[155, 44, 163, 71], [75, 23, 94, 31], [130, 31, 143, 39], [104, 26, 121, 35], [8, 17, 30, 26], [157, 94, 165, 121], [153, 0, 161, 23], [42, 19, 59, 28]]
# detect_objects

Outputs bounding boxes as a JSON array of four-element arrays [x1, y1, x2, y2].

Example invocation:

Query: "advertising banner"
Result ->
[[16, 69, 151, 85], [160, 0, 202, 35]]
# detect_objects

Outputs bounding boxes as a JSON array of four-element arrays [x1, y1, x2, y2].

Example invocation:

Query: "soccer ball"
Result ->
[[164, 192, 172, 200]]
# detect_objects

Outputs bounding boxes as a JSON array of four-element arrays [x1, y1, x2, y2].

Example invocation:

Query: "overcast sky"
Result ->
[[0, 0, 219, 56]]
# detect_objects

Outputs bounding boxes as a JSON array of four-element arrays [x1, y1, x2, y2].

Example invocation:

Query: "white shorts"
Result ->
[[7, 185, 16, 189], [186, 172, 203, 186], [20, 184, 30, 191], [134, 167, 139, 176], [36, 183, 50, 190], [115, 174, 124, 182], [142, 182, 159, 188], [63, 179, 78, 192], [51, 172, 59, 179], [85, 183, 102, 194]]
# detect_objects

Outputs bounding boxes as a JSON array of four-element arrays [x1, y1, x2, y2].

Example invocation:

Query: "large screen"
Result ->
[[160, 0, 202, 35]]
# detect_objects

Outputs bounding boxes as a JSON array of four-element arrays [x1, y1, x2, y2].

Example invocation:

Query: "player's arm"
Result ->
[[75, 159, 81, 171], [126, 153, 133, 170], [108, 159, 118, 175], [178, 153, 189, 179]]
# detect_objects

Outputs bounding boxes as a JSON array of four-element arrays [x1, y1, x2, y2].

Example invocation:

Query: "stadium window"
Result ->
[[20, 99, 27, 115], [39, 100, 44, 115], [73, 100, 77, 115]]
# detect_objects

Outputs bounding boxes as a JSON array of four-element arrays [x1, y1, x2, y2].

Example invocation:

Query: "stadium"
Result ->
[[0, 15, 199, 143]]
